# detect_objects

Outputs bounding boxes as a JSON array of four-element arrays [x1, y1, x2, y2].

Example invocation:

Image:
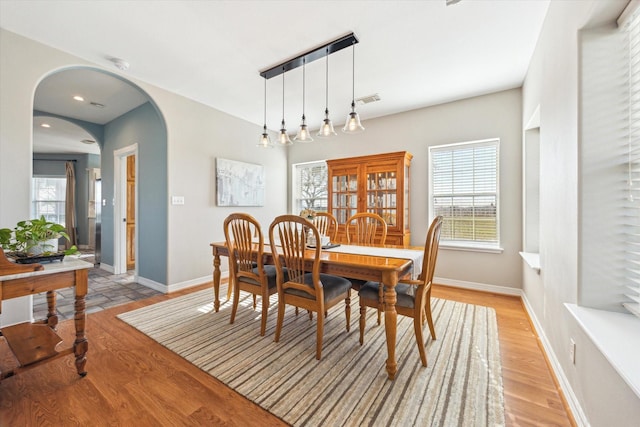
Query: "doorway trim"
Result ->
[[113, 144, 138, 275]]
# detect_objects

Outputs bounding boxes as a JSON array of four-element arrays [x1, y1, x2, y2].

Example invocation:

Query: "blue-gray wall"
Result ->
[[33, 153, 99, 246], [102, 101, 167, 284]]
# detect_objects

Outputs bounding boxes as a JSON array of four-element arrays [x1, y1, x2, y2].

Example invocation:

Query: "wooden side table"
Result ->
[[0, 251, 92, 381]]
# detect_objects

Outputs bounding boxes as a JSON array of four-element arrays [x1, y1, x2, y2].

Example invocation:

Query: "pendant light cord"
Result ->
[[325, 48, 329, 111], [352, 44, 355, 103], [263, 78, 267, 126], [302, 58, 306, 118], [282, 68, 285, 125]]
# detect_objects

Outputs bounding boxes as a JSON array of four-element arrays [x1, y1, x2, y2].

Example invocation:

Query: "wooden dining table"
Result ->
[[210, 241, 415, 380]]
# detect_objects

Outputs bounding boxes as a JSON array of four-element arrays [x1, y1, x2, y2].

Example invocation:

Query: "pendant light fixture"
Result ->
[[277, 68, 293, 146], [343, 44, 365, 134], [294, 58, 313, 142], [257, 78, 274, 148], [317, 47, 337, 138]]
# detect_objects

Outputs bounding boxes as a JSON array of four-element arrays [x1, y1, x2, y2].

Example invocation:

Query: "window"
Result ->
[[32, 177, 66, 224], [429, 138, 500, 250], [292, 161, 328, 214]]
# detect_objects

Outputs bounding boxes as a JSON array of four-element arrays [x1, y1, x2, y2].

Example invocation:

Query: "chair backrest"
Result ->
[[346, 212, 388, 245], [418, 216, 443, 286], [312, 212, 338, 241], [269, 214, 322, 299], [223, 213, 265, 283]]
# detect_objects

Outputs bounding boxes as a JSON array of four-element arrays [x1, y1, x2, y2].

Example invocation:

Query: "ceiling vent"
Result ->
[[356, 93, 381, 105], [81, 139, 96, 144], [446, 0, 462, 5], [90, 102, 105, 108]]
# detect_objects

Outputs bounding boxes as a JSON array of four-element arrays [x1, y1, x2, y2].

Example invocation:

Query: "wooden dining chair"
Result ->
[[269, 214, 352, 360], [346, 212, 388, 245], [312, 211, 338, 242], [358, 216, 443, 367], [223, 213, 277, 336]]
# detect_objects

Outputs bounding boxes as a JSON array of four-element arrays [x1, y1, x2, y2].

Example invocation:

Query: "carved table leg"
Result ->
[[382, 271, 398, 380], [46, 290, 58, 329], [74, 269, 88, 377], [213, 249, 221, 312]]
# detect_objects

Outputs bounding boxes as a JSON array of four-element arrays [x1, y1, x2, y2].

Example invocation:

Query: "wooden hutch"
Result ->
[[327, 151, 412, 247]]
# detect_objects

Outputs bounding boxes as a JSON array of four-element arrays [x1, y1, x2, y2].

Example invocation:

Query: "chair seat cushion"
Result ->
[[285, 273, 351, 302], [239, 265, 280, 289], [359, 281, 416, 308]]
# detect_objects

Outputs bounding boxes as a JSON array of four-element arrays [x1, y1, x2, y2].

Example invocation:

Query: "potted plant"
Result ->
[[0, 216, 78, 263]]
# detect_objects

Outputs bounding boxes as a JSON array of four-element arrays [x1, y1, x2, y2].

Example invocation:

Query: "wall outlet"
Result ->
[[569, 338, 576, 364], [171, 196, 185, 205]]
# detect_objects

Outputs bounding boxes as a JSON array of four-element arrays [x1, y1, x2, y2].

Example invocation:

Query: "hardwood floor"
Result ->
[[0, 282, 575, 426]]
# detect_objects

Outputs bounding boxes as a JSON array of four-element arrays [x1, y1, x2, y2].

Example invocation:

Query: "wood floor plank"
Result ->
[[0, 282, 575, 427]]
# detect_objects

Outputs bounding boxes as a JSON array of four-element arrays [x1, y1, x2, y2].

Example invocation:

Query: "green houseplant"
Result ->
[[0, 216, 78, 261]]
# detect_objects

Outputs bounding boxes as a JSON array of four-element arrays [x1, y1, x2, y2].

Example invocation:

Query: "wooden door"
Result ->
[[126, 155, 135, 270]]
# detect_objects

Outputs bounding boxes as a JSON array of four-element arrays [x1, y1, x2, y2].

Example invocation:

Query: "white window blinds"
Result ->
[[429, 138, 500, 249], [293, 161, 328, 214], [622, 4, 640, 318]]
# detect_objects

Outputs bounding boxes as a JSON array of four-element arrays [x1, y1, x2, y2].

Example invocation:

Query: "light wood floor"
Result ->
[[0, 282, 575, 426]]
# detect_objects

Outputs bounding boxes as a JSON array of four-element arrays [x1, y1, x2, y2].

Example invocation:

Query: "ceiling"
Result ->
[[0, 0, 550, 149]]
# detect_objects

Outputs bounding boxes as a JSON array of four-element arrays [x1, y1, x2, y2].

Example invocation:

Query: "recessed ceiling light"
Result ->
[[40, 123, 51, 128], [81, 139, 96, 144], [73, 95, 85, 101]]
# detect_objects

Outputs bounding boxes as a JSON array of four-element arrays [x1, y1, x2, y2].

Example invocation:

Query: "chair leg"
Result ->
[[345, 296, 351, 332], [230, 282, 240, 324], [295, 307, 299, 316], [253, 294, 257, 310], [359, 305, 366, 345], [377, 284, 383, 325], [425, 300, 436, 340], [414, 315, 427, 367], [260, 292, 269, 336], [274, 299, 285, 343], [316, 311, 324, 360], [308, 310, 313, 321]]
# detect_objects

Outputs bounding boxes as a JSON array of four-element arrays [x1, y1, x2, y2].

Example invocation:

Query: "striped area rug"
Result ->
[[118, 286, 504, 426]]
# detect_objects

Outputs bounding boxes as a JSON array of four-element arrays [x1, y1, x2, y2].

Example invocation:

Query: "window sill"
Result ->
[[440, 243, 503, 254], [519, 251, 541, 273], [565, 303, 640, 398]]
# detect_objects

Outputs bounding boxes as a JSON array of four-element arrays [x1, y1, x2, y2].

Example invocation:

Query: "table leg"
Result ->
[[73, 269, 88, 377], [46, 290, 58, 329], [382, 271, 398, 380], [213, 248, 221, 312]]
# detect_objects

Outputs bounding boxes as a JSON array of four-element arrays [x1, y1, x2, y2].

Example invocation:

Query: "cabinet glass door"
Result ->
[[331, 169, 358, 224], [366, 169, 398, 227]]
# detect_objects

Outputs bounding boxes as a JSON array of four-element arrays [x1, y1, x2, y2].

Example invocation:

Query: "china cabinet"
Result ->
[[327, 151, 412, 246]]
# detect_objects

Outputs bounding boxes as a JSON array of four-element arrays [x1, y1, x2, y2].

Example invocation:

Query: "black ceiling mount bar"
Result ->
[[260, 32, 359, 80]]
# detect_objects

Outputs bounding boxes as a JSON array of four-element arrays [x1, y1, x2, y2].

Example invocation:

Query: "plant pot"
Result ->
[[28, 239, 59, 256]]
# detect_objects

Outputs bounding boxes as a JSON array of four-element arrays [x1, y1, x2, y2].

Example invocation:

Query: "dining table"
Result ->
[[209, 241, 423, 380]]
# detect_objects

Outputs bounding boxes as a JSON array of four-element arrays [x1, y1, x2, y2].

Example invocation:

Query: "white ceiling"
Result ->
[[1, 0, 550, 144]]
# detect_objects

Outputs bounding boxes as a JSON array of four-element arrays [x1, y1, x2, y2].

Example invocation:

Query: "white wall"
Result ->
[[522, 0, 640, 425], [289, 88, 524, 291]]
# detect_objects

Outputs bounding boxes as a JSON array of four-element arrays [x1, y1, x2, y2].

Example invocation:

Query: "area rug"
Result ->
[[118, 285, 504, 426]]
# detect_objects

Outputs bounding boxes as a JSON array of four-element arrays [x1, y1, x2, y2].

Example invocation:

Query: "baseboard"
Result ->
[[165, 272, 227, 293], [521, 294, 588, 426], [100, 263, 114, 273], [137, 276, 169, 294], [433, 276, 522, 297]]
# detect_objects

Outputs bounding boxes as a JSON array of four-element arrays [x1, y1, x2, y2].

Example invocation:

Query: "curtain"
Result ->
[[65, 161, 77, 248]]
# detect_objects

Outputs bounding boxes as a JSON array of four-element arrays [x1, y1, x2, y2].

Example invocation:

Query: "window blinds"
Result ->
[[429, 139, 499, 248], [622, 3, 640, 318]]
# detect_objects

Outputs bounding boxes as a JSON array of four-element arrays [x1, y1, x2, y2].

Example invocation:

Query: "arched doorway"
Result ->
[[33, 66, 168, 290]]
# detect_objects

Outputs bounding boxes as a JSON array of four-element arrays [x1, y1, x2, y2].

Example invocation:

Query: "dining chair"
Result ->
[[223, 213, 278, 336], [312, 211, 338, 242], [358, 215, 443, 367], [269, 214, 352, 360], [346, 212, 388, 245], [345, 212, 389, 321]]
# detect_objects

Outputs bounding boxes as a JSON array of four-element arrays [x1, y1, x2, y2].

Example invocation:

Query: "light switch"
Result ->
[[172, 196, 185, 205]]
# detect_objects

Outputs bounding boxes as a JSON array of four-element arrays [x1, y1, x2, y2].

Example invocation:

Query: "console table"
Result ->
[[0, 251, 93, 380]]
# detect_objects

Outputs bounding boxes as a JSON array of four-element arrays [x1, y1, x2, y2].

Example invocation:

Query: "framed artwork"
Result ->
[[216, 158, 265, 206]]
